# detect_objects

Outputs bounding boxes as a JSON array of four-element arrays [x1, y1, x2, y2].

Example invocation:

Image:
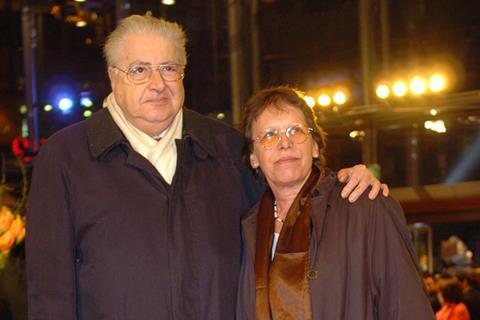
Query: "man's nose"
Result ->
[[148, 69, 166, 90]]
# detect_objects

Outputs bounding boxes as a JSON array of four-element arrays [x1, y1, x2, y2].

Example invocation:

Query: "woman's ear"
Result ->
[[312, 141, 319, 158], [250, 153, 259, 168]]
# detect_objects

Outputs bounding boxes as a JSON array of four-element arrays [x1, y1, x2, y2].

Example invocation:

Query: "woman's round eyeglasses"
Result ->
[[253, 124, 313, 149]]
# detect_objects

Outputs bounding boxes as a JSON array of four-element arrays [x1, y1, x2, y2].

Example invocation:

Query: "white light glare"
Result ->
[[424, 120, 446, 133], [410, 76, 427, 95], [58, 98, 74, 112], [333, 91, 347, 105], [317, 94, 331, 107], [376, 84, 390, 99], [303, 96, 315, 108], [349, 130, 366, 139], [392, 81, 407, 97], [80, 97, 93, 107], [162, 0, 175, 5], [429, 74, 447, 92]]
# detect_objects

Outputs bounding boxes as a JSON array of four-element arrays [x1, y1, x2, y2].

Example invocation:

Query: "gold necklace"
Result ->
[[273, 200, 285, 223]]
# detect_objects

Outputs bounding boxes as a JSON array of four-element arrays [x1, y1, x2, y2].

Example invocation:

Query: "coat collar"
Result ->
[[85, 107, 218, 160]]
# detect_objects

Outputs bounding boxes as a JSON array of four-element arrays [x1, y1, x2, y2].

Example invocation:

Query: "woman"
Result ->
[[236, 87, 435, 319], [436, 278, 471, 320]]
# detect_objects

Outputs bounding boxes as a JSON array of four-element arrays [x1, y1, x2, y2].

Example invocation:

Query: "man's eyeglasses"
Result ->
[[253, 124, 313, 149], [113, 63, 185, 84]]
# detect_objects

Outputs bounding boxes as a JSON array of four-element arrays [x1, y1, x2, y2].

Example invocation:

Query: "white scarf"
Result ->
[[104, 93, 182, 184]]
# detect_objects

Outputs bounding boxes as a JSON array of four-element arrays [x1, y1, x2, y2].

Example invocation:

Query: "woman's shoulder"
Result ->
[[452, 302, 471, 318]]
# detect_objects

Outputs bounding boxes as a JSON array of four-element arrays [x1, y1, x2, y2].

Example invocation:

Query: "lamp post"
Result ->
[[21, 5, 40, 154]]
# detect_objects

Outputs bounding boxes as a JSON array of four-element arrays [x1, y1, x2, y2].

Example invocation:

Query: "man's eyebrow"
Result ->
[[161, 60, 179, 64], [128, 61, 152, 66], [129, 60, 180, 66]]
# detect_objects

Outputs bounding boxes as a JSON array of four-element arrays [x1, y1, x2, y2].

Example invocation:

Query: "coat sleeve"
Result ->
[[370, 197, 435, 320], [26, 141, 77, 320]]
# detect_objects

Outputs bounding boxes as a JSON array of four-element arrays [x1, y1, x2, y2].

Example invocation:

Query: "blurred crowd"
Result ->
[[424, 270, 480, 320]]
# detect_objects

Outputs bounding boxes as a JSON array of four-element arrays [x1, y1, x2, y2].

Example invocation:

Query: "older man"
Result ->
[[26, 14, 387, 320]]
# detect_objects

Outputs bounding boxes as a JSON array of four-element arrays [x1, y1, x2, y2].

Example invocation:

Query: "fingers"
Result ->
[[341, 173, 363, 200], [337, 168, 350, 183], [338, 164, 390, 202], [368, 181, 381, 200], [380, 183, 389, 197], [341, 180, 355, 199], [340, 165, 365, 200], [347, 180, 369, 203]]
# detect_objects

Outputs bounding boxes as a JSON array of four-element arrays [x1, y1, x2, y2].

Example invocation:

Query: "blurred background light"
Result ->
[[376, 84, 390, 99], [58, 97, 74, 113], [303, 95, 315, 108], [333, 90, 347, 105], [76, 21, 87, 28], [44, 104, 53, 112], [19, 104, 28, 114], [21, 119, 28, 137], [80, 97, 93, 108], [349, 130, 366, 139], [317, 94, 331, 107], [429, 73, 447, 92], [445, 131, 480, 183], [424, 120, 446, 133], [392, 81, 408, 97], [410, 76, 427, 95]]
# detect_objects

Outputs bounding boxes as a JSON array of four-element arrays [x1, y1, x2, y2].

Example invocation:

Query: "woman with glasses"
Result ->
[[236, 86, 435, 320]]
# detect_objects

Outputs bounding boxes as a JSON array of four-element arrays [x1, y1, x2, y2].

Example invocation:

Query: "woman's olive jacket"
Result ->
[[236, 169, 435, 320]]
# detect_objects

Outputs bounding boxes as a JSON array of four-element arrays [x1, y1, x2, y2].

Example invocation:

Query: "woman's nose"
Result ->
[[278, 132, 292, 148]]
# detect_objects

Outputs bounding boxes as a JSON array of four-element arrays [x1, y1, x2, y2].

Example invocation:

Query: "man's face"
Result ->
[[108, 33, 185, 136]]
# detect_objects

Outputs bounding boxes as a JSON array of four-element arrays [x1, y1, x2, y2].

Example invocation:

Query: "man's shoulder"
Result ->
[[43, 119, 87, 148]]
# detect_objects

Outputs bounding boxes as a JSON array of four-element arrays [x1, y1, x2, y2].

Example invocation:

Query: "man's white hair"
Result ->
[[103, 13, 187, 67]]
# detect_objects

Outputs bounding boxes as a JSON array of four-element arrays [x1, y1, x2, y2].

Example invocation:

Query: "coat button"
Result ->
[[306, 270, 318, 280]]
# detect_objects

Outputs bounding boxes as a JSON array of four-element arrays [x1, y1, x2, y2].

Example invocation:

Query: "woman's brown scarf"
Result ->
[[255, 166, 322, 320]]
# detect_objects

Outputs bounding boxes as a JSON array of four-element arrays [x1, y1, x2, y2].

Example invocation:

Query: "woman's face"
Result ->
[[249, 104, 319, 191]]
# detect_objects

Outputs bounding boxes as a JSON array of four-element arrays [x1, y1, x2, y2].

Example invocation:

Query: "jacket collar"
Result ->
[[182, 108, 217, 159], [86, 107, 218, 160]]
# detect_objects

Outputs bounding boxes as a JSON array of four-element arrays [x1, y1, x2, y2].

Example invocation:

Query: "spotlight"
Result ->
[[333, 91, 347, 105], [58, 97, 74, 113], [80, 97, 93, 108], [376, 84, 390, 99], [410, 76, 427, 95], [429, 74, 447, 93], [317, 94, 331, 107], [392, 81, 407, 97]]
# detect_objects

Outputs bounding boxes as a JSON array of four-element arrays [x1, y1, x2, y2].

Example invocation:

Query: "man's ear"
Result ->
[[107, 67, 116, 90], [250, 153, 259, 169]]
